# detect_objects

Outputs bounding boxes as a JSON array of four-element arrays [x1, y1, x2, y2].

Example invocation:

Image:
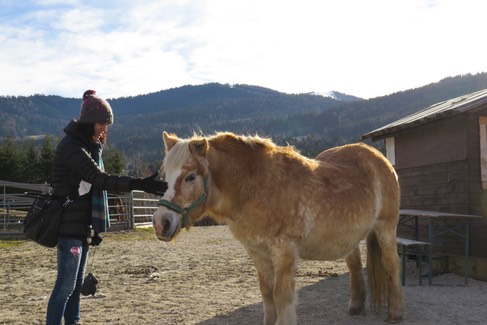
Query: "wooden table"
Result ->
[[399, 209, 483, 285]]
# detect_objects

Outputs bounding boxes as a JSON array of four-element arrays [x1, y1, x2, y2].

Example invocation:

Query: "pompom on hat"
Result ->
[[79, 90, 114, 124]]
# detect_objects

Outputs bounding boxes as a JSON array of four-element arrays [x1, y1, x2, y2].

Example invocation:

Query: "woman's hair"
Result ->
[[99, 131, 107, 144], [78, 123, 107, 144]]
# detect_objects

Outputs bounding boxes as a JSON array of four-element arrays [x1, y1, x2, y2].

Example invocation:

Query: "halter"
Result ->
[[157, 176, 209, 228]]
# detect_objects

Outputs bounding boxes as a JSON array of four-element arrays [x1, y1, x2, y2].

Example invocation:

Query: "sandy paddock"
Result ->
[[1, 226, 486, 324]]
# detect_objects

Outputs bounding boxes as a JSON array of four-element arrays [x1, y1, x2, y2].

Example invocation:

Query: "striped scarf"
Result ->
[[91, 142, 110, 233]]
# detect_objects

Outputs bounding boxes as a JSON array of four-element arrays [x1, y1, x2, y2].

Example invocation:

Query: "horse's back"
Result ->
[[316, 142, 398, 200], [296, 142, 399, 260], [316, 143, 388, 167]]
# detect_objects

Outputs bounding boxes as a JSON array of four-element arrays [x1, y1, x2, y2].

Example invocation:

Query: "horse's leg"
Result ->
[[270, 243, 297, 325], [246, 246, 277, 325], [345, 246, 366, 316], [376, 232, 404, 323]]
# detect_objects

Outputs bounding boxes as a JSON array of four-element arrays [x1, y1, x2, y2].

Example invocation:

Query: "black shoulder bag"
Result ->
[[23, 192, 73, 248]]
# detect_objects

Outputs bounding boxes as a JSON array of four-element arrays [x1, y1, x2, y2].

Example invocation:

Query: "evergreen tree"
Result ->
[[22, 142, 40, 183], [104, 146, 126, 175], [0, 138, 21, 181], [38, 135, 54, 183]]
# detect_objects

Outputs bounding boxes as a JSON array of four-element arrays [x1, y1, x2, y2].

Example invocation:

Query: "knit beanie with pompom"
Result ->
[[79, 90, 114, 124]]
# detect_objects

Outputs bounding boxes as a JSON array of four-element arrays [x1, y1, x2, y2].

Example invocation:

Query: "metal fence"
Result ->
[[130, 190, 158, 227], [1, 181, 50, 234], [0, 180, 159, 236]]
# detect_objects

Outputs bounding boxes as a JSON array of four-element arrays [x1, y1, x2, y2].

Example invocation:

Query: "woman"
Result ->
[[46, 90, 167, 325]]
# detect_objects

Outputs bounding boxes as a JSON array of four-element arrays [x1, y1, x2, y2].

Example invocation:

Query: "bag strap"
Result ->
[[24, 192, 50, 200], [24, 192, 74, 207], [87, 246, 97, 274]]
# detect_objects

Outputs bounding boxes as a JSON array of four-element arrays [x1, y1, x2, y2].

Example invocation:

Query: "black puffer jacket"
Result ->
[[51, 120, 132, 241]]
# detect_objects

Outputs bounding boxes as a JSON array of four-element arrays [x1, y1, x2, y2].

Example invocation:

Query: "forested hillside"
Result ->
[[296, 73, 487, 142], [0, 83, 345, 139], [1, 72, 487, 171]]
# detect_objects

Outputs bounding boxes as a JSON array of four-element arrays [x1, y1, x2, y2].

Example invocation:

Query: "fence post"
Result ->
[[129, 191, 135, 229], [2, 184, 5, 232]]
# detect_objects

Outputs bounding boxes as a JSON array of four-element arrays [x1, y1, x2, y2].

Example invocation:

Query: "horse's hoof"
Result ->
[[349, 306, 366, 316], [385, 315, 403, 323]]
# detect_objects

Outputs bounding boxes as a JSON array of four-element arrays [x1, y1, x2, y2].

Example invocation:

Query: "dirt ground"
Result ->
[[1, 226, 486, 325]]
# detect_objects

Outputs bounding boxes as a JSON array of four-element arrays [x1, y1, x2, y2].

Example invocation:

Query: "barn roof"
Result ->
[[361, 88, 487, 141]]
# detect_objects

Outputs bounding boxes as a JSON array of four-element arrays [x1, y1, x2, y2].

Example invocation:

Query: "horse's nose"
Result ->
[[153, 210, 180, 241]]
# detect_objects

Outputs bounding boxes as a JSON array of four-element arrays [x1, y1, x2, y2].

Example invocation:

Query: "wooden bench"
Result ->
[[396, 237, 431, 286]]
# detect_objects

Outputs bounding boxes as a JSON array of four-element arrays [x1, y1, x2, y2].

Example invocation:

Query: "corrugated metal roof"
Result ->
[[361, 88, 487, 140]]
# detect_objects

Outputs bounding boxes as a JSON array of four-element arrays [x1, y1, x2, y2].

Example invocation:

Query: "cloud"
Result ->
[[0, 0, 486, 99]]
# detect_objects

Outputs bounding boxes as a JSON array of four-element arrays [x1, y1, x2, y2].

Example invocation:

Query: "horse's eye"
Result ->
[[185, 174, 196, 182]]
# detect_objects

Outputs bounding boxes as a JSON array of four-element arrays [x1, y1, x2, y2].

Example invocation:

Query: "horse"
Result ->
[[108, 195, 127, 222], [152, 131, 404, 324]]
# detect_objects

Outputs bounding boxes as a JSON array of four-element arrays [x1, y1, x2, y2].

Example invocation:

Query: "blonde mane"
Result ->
[[164, 131, 318, 177], [208, 131, 302, 157], [163, 139, 192, 173]]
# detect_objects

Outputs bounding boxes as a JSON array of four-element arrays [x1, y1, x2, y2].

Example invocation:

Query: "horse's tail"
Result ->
[[366, 231, 387, 313]]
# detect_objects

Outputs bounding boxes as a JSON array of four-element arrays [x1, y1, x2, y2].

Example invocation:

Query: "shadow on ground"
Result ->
[[196, 273, 388, 325]]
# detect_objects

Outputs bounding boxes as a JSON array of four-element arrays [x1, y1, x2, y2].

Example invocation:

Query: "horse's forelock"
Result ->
[[163, 139, 192, 173]]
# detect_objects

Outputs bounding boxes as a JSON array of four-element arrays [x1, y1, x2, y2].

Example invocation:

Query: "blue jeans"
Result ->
[[46, 238, 89, 325]]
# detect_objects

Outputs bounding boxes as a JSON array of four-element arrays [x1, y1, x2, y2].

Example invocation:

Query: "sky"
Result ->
[[0, 0, 486, 100]]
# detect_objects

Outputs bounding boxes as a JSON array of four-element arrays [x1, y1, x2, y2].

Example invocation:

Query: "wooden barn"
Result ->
[[362, 89, 487, 279]]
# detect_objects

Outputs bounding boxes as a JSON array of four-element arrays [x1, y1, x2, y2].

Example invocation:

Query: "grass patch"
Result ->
[[0, 227, 157, 246], [135, 226, 154, 233], [102, 227, 155, 242], [0, 239, 26, 249]]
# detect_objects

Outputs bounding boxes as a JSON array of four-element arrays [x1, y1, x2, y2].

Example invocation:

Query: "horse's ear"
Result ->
[[163, 132, 179, 152], [189, 138, 208, 157]]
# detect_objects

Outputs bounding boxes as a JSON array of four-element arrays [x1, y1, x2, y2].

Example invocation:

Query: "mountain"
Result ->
[[0, 83, 342, 138], [269, 73, 487, 143], [0, 83, 345, 163], [311, 91, 362, 102], [2, 72, 487, 165], [0, 95, 77, 138]]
